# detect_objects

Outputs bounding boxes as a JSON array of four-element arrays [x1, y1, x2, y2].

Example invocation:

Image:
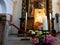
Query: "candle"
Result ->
[[35, 13, 43, 23], [26, 12, 27, 20], [50, 13, 52, 20], [43, 15, 48, 30], [25, 12, 27, 32]]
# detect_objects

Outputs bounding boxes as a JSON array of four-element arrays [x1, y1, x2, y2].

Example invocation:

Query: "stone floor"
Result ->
[[8, 40, 32, 45], [8, 35, 32, 45], [8, 34, 60, 45], [55, 34, 60, 45]]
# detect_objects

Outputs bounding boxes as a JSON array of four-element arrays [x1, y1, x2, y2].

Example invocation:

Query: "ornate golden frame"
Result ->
[[21, 0, 52, 30]]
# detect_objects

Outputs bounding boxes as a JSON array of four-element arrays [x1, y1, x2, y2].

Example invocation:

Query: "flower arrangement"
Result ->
[[28, 30, 35, 34], [35, 30, 42, 36], [42, 34, 56, 45], [28, 30, 56, 45]]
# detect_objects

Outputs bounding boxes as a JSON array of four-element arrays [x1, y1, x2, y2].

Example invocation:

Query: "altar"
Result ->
[[19, 0, 52, 36]]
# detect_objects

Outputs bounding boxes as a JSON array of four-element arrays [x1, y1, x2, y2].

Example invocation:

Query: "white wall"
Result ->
[[52, 0, 60, 32], [57, 0, 60, 32], [0, 4, 2, 13], [52, 0, 59, 18], [11, 0, 22, 34], [0, 0, 22, 34], [3, 0, 22, 34]]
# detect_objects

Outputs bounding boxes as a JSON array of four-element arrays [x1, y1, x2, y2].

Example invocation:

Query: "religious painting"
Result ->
[[21, 0, 52, 30], [34, 9, 46, 30], [28, 0, 46, 17], [28, 0, 46, 29]]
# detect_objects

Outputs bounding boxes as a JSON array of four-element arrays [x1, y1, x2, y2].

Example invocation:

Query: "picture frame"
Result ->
[[21, 0, 52, 30], [28, 0, 46, 17]]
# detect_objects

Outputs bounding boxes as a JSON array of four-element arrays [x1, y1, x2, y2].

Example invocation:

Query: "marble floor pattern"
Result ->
[[8, 35, 60, 45]]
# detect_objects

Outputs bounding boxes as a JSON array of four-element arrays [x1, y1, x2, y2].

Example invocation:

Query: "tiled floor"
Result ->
[[8, 35, 60, 45]]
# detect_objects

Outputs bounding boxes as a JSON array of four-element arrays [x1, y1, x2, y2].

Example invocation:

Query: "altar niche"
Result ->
[[19, 0, 52, 35]]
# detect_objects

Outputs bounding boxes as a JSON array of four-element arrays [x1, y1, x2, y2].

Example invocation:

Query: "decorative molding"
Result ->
[[21, 0, 26, 18]]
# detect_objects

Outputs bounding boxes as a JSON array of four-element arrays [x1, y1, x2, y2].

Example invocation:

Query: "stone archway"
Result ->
[[4, 0, 14, 14], [0, 0, 6, 13]]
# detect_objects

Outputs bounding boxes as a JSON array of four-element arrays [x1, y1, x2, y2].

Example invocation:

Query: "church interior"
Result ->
[[0, 0, 60, 45]]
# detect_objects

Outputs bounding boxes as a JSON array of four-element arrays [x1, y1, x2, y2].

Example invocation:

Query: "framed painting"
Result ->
[[28, 0, 46, 17], [27, 0, 46, 29], [21, 0, 52, 30]]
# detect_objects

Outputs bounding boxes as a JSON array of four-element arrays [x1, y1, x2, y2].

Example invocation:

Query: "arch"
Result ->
[[0, 0, 6, 13], [4, 0, 13, 14]]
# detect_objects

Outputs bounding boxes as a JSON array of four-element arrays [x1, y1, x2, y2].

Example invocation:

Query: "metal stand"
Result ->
[[52, 18, 55, 30], [51, 18, 56, 37], [21, 12, 30, 40]]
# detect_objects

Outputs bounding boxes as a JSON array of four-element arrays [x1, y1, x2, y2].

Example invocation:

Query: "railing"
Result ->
[[11, 24, 31, 35], [7, 14, 60, 35]]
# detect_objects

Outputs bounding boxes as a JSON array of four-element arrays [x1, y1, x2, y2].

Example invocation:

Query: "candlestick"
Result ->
[[25, 12, 27, 32], [26, 12, 27, 20], [43, 15, 48, 30], [50, 13, 52, 20], [25, 12, 27, 39]]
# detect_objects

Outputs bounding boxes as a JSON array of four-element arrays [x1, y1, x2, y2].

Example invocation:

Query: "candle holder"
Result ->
[[55, 13, 59, 23], [51, 18, 55, 30], [51, 18, 56, 37]]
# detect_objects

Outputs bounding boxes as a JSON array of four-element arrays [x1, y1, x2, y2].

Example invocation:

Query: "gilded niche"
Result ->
[[21, 0, 52, 30]]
